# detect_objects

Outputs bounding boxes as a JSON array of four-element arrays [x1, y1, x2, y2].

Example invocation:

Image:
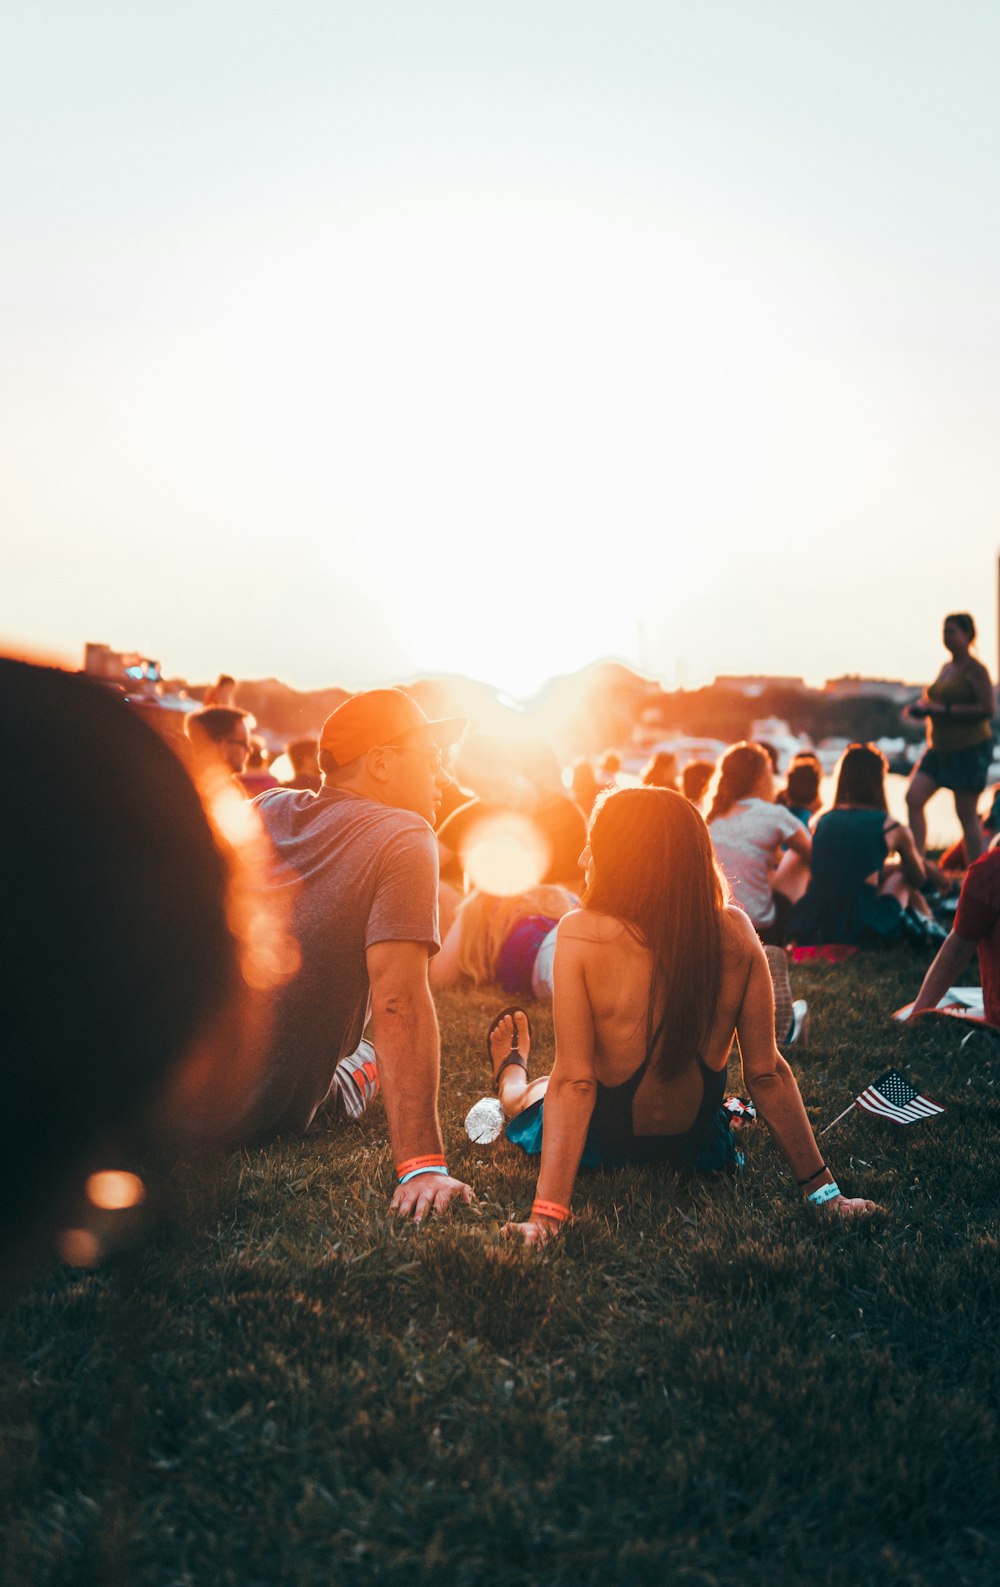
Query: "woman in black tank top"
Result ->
[[483, 786, 877, 1242]]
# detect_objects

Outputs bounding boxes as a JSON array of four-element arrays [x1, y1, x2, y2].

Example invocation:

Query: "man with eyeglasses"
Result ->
[[245, 689, 471, 1219], [184, 706, 253, 780]]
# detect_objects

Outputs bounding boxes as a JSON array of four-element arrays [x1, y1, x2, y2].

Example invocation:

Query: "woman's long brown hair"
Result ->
[[706, 740, 772, 823], [833, 743, 888, 812], [583, 786, 726, 1080]]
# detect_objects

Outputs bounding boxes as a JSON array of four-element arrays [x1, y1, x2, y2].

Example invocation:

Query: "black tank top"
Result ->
[[586, 1015, 727, 1169]]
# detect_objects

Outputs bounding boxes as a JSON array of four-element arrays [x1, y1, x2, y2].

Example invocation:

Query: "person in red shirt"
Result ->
[[906, 846, 1000, 1026]]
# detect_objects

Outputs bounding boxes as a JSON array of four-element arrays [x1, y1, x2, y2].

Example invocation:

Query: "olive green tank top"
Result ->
[[926, 670, 993, 751]]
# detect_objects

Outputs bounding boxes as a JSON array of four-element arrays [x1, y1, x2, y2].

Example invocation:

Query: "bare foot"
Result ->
[[488, 1008, 530, 1102]]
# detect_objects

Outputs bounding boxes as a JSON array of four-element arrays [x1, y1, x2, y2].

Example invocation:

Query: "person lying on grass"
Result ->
[[487, 786, 876, 1245]]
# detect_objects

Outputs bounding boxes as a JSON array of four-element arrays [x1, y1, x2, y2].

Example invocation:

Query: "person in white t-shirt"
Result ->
[[707, 742, 811, 946]]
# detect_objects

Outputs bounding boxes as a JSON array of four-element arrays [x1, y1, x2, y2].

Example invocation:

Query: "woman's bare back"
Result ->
[[557, 905, 756, 1135]]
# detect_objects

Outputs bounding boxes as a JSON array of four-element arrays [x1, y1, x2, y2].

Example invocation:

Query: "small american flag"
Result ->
[[855, 1069, 945, 1125]]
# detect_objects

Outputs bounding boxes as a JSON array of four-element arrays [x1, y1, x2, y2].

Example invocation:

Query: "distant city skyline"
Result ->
[[4, 4, 999, 698], [74, 637, 938, 705]]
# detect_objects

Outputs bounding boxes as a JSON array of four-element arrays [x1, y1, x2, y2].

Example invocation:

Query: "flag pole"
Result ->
[[819, 1101, 857, 1137]]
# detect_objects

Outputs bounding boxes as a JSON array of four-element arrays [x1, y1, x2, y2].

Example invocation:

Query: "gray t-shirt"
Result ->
[[245, 786, 440, 1140]]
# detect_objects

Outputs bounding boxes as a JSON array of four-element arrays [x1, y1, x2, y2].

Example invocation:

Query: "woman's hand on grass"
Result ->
[[390, 1174, 473, 1221], [828, 1194, 880, 1217]]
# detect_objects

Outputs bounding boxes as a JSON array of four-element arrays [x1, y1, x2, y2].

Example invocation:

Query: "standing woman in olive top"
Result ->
[[905, 613, 995, 862]]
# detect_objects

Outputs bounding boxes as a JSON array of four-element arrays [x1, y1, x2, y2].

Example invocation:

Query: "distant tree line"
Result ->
[[197, 663, 932, 760]]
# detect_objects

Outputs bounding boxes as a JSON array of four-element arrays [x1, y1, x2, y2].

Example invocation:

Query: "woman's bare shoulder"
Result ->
[[721, 904, 759, 958], [557, 908, 630, 945]]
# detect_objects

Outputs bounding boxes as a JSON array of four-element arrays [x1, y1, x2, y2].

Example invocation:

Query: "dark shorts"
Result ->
[[757, 889, 794, 947], [505, 1098, 743, 1172], [914, 741, 994, 795]]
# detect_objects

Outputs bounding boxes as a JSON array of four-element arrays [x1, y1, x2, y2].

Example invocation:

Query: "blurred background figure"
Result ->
[[238, 737, 280, 798], [203, 672, 237, 707], [429, 884, 578, 1002], [570, 757, 601, 820], [184, 706, 253, 783], [789, 743, 941, 949], [641, 750, 679, 791], [681, 759, 715, 808], [597, 750, 621, 790], [437, 733, 587, 894], [0, 659, 293, 1296], [707, 741, 812, 945], [281, 736, 322, 793], [751, 740, 780, 774], [938, 785, 1000, 874], [776, 754, 823, 828], [905, 612, 994, 862]]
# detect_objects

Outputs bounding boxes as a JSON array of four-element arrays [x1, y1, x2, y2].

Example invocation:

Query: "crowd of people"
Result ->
[[4, 611, 998, 1283]]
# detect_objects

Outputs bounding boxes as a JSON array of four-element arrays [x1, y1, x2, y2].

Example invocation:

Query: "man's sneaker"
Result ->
[[328, 1039, 380, 1121], [784, 1000, 810, 1049]]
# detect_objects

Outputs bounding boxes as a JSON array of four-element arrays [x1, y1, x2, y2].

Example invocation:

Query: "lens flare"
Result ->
[[56, 1228, 103, 1267], [85, 1170, 146, 1210], [464, 814, 549, 896]]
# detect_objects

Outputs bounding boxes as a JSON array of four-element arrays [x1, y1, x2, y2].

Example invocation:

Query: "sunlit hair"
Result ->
[[583, 787, 727, 1081], [706, 741, 772, 824], [833, 743, 888, 812], [944, 612, 976, 642], [451, 885, 577, 985]]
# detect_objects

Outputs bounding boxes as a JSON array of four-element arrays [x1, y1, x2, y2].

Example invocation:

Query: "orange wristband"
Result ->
[[531, 1198, 571, 1223], [396, 1155, 447, 1179]]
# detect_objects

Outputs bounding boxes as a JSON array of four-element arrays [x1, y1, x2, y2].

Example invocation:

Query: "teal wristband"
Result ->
[[808, 1181, 841, 1206], [398, 1165, 449, 1185]]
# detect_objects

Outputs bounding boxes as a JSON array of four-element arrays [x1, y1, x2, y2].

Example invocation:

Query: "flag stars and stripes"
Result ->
[[855, 1069, 945, 1125]]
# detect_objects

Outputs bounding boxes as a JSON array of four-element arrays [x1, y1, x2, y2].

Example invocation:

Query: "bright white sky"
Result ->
[[3, 2, 999, 696]]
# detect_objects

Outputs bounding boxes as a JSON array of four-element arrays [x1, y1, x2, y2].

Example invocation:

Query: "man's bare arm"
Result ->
[[366, 939, 471, 1218]]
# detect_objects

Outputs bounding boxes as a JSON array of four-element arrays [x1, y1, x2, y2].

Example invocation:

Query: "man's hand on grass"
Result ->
[[390, 1174, 473, 1221], [502, 1219, 559, 1247]]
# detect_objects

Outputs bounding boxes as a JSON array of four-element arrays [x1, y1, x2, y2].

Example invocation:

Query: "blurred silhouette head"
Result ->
[[641, 751, 679, 791], [0, 660, 293, 1291], [681, 759, 715, 806], [784, 760, 821, 808]]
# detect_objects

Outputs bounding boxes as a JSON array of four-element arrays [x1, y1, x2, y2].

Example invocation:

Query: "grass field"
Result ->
[[2, 946, 998, 1586]]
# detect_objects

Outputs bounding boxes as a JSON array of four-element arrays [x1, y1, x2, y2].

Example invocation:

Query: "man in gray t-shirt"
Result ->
[[247, 689, 471, 1220]]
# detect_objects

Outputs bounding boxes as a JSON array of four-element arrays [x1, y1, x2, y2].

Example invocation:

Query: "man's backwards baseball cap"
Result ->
[[320, 688, 466, 768]]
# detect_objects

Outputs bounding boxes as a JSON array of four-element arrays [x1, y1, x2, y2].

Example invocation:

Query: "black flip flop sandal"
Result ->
[[486, 1006, 531, 1093]]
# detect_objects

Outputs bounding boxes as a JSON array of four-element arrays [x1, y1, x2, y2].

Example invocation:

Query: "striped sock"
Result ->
[[329, 1040, 380, 1121]]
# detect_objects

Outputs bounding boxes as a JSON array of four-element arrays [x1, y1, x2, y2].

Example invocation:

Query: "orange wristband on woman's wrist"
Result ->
[[531, 1198, 570, 1223]]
